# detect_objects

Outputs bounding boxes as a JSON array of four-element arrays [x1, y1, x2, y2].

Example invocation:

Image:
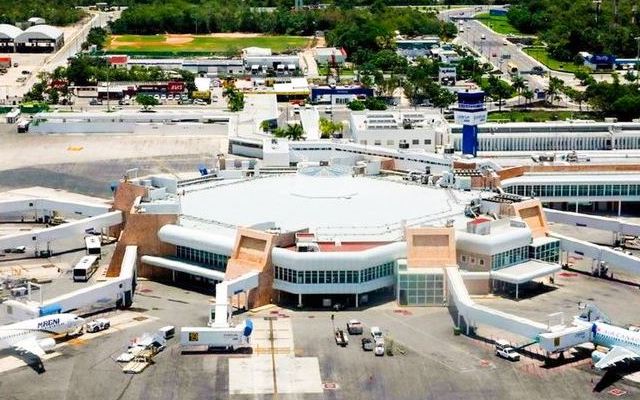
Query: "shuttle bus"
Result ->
[[73, 255, 100, 282], [85, 235, 101, 258]]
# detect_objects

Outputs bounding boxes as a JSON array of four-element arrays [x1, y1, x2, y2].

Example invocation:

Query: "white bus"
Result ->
[[73, 255, 100, 282], [85, 235, 101, 258]]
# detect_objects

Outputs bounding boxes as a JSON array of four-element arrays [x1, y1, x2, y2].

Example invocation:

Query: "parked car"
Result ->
[[167, 94, 174, 100], [370, 326, 383, 340], [21, 70, 30, 75], [86, 318, 111, 333], [118, 99, 130, 105], [13, 62, 18, 67], [324, 106, 333, 114], [90, 99, 102, 106], [495, 339, 520, 361], [361, 337, 374, 351], [374, 340, 385, 356], [347, 320, 363, 335]]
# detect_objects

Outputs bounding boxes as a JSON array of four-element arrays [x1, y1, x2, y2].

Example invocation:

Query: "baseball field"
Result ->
[[106, 33, 312, 54]]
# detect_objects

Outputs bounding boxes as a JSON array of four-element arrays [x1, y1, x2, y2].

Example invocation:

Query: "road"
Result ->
[[439, 7, 549, 95], [2, 10, 120, 102]]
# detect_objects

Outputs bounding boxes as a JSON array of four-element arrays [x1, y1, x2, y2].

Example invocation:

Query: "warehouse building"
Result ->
[[0, 24, 22, 53], [14, 25, 64, 53]]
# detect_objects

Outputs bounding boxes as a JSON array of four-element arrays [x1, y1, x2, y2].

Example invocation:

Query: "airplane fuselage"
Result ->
[[0, 314, 84, 351]]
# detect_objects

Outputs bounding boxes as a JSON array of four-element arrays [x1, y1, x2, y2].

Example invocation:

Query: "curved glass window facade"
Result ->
[[274, 262, 395, 284]]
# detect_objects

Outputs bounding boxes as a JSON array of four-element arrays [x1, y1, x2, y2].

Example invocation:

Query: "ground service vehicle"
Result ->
[[335, 328, 348, 347], [73, 255, 99, 282], [347, 320, 363, 335], [495, 339, 520, 361], [86, 318, 110, 333], [158, 325, 175, 339]]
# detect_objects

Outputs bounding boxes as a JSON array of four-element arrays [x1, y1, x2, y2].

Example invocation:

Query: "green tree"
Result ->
[[546, 76, 565, 105], [433, 88, 456, 113], [136, 94, 160, 111], [562, 87, 587, 112], [347, 100, 366, 111], [522, 89, 534, 107], [274, 123, 305, 141], [319, 118, 344, 139], [511, 75, 526, 105]]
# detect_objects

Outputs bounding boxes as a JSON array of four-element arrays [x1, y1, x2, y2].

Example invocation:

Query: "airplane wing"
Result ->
[[595, 346, 640, 370], [14, 337, 46, 358]]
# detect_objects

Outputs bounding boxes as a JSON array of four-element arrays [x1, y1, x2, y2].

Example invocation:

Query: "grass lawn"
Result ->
[[474, 13, 522, 36], [106, 34, 311, 54], [523, 47, 589, 74], [488, 110, 597, 122]]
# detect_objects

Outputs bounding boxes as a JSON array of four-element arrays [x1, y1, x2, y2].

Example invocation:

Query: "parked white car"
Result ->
[[370, 326, 383, 340], [374, 340, 385, 356]]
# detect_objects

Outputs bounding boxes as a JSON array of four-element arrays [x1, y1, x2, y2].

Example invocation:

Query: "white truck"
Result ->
[[495, 339, 521, 361], [180, 320, 253, 352]]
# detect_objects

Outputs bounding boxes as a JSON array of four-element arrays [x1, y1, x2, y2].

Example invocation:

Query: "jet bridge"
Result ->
[[446, 267, 592, 353]]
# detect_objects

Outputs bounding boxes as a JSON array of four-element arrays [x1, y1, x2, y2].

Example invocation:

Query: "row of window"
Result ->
[[398, 273, 445, 306], [452, 135, 640, 152], [360, 139, 432, 147], [491, 246, 529, 271], [530, 240, 560, 263], [176, 246, 229, 271], [274, 262, 395, 285], [505, 183, 640, 198]]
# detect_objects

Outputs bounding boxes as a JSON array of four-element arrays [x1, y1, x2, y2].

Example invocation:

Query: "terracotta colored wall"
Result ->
[[406, 226, 456, 268], [107, 212, 177, 278], [225, 228, 276, 308], [109, 181, 148, 238], [497, 166, 526, 181], [511, 199, 549, 238], [106, 181, 177, 278], [380, 159, 395, 171]]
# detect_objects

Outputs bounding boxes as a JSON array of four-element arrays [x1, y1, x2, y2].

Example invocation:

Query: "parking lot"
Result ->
[[1, 258, 639, 400]]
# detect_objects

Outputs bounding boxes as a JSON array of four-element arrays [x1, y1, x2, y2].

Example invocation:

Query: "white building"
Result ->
[[450, 121, 640, 152], [349, 111, 447, 152], [314, 47, 347, 65]]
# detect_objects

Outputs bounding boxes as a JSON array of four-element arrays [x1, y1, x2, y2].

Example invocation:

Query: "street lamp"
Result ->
[[593, 0, 602, 23], [635, 36, 640, 84]]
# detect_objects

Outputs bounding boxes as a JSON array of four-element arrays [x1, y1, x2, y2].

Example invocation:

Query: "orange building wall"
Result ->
[[406, 227, 457, 268], [225, 228, 276, 308]]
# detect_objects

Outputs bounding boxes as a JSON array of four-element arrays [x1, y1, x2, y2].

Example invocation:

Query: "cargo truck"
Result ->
[[180, 320, 253, 352]]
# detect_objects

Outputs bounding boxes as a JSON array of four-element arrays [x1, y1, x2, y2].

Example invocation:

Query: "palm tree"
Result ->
[[546, 77, 565, 105], [522, 89, 534, 108], [511, 75, 526, 105], [285, 123, 305, 141]]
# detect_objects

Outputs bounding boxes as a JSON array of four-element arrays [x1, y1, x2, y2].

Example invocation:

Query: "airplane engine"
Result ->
[[591, 350, 607, 364], [38, 338, 56, 352]]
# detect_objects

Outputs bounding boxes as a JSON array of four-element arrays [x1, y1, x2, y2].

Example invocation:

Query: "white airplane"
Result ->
[[0, 313, 85, 357], [574, 304, 640, 370]]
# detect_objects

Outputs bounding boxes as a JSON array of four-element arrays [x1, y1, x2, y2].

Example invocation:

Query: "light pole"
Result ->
[[593, 0, 602, 23], [635, 36, 640, 84]]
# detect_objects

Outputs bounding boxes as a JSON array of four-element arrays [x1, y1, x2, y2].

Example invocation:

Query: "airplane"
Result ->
[[573, 304, 640, 370], [0, 313, 85, 358]]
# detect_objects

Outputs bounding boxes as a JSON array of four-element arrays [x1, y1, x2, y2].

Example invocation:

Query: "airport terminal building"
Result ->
[[105, 166, 561, 309]]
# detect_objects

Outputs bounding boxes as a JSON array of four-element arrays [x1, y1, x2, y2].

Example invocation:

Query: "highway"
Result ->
[[439, 7, 549, 95]]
